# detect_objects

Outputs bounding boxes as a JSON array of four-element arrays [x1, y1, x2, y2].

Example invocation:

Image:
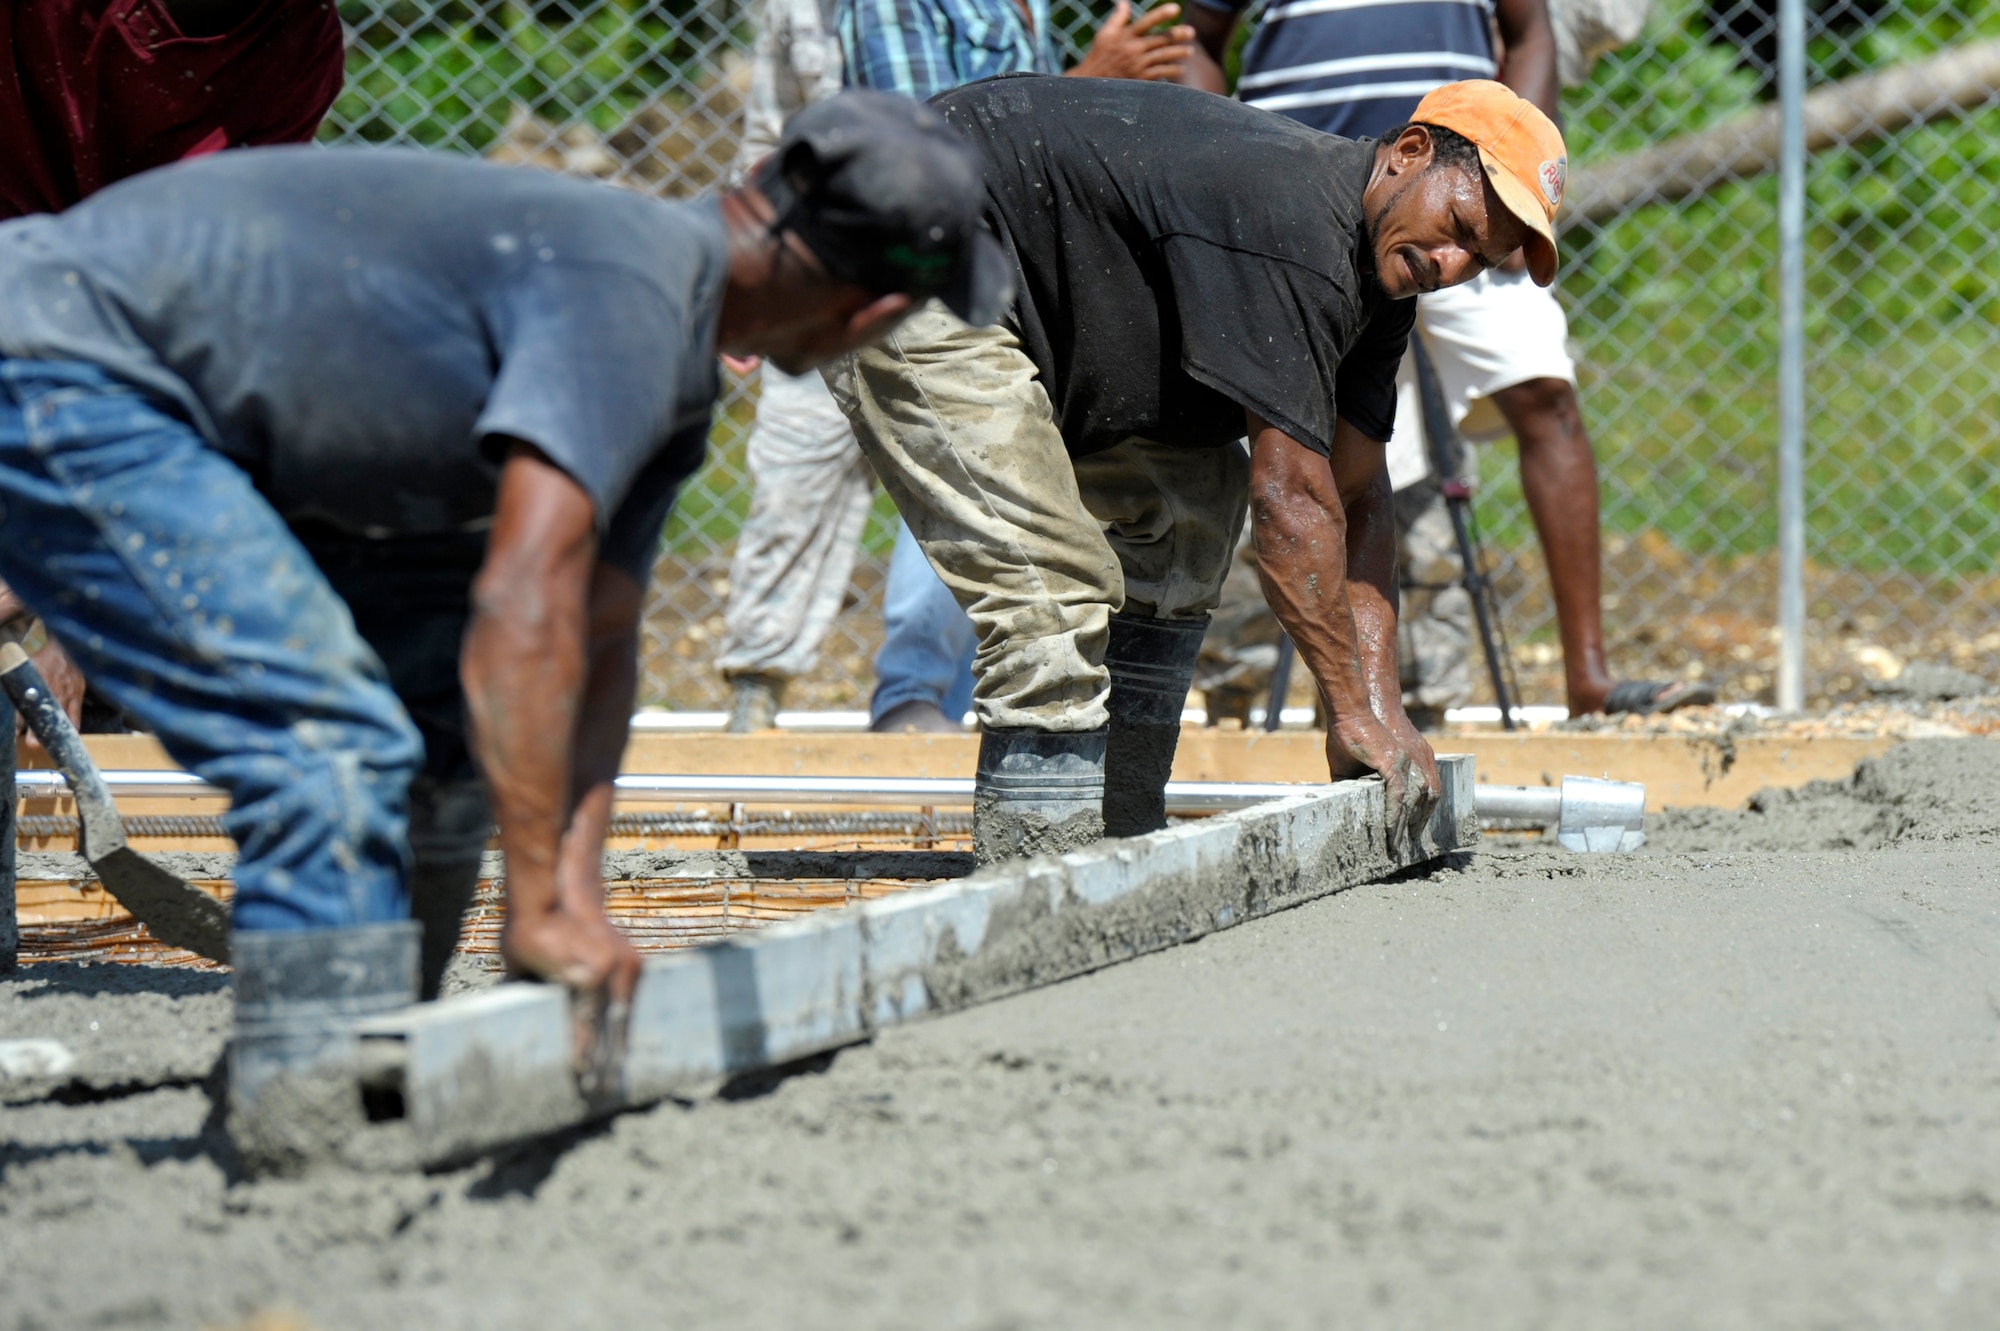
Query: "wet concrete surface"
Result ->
[[5, 740, 1999, 1329]]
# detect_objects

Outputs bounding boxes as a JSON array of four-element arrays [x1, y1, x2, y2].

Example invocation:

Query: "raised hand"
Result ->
[[1071, 1, 1197, 83]]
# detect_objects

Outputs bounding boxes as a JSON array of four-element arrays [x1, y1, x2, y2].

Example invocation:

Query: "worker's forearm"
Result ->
[[554, 625, 639, 911], [1250, 489, 1374, 723], [462, 586, 586, 918], [1178, 41, 1228, 92], [1186, 4, 1234, 65], [1499, 30, 1560, 122], [1339, 468, 1405, 721]]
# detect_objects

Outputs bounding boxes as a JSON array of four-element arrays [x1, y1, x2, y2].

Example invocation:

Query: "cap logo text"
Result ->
[[1539, 157, 1566, 208]]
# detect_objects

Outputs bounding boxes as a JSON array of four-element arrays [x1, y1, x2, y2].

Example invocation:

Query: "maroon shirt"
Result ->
[[0, 0, 345, 220]]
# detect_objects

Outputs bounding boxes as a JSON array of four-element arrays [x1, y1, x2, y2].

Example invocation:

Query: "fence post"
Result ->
[[2, 706, 15, 973], [1776, 0, 1808, 712]]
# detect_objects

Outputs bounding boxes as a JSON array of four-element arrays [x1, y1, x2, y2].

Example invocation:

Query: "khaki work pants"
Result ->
[[716, 365, 875, 683], [826, 305, 1249, 732]]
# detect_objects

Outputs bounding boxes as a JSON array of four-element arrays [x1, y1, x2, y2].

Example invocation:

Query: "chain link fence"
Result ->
[[325, 0, 2000, 713]]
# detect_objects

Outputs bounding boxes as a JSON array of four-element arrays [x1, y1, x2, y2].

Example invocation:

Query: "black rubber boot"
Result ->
[[228, 920, 420, 1177], [972, 727, 1108, 865], [1103, 612, 1209, 838], [406, 776, 493, 1000]]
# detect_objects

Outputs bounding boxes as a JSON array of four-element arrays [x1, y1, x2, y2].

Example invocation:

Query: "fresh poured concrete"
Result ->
[[4, 741, 1998, 1329]]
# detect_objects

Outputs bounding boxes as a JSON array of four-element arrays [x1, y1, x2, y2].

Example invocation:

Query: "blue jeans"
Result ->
[[0, 361, 423, 932], [871, 518, 976, 723]]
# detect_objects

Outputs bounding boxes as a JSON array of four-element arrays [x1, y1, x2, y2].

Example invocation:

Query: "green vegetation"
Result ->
[[328, 0, 738, 149], [1469, 0, 2000, 580], [326, 0, 2000, 580]]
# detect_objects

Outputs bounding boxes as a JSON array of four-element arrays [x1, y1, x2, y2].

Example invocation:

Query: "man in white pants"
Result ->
[[1382, 265, 1626, 724], [714, 0, 884, 731], [718, 0, 976, 736]]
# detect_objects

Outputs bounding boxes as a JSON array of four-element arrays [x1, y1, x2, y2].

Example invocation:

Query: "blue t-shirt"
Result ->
[[1202, 0, 1499, 139], [0, 147, 728, 577]]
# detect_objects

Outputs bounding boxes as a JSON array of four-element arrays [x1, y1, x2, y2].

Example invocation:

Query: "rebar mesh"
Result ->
[[325, 0, 2000, 711]]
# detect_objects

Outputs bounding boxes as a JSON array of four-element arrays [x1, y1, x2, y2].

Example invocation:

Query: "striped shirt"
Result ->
[[836, 0, 1060, 102], [1203, 0, 1498, 139]]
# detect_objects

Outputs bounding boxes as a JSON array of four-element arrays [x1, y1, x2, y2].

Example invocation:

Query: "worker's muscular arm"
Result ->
[[463, 441, 641, 1007], [1247, 411, 1441, 846], [1179, 3, 1235, 92], [1486, 0, 1560, 275], [550, 561, 644, 944], [1493, 0, 1559, 120]]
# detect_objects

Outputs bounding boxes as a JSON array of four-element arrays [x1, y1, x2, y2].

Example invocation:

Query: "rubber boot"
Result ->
[[228, 920, 420, 1177], [726, 673, 785, 733], [1103, 612, 1209, 838], [972, 727, 1108, 865], [406, 776, 493, 1000]]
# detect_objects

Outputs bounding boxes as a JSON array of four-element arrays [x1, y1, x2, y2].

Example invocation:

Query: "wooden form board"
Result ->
[[13, 729, 1891, 922], [610, 729, 1895, 811], [18, 726, 1894, 818]]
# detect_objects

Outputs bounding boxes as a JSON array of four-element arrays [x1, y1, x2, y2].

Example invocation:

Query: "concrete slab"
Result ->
[[351, 758, 1475, 1167]]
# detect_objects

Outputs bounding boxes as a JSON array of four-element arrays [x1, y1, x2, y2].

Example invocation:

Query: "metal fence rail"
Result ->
[[326, 0, 2000, 712]]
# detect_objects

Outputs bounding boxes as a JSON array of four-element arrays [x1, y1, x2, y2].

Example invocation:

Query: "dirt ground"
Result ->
[[6, 740, 2000, 1330]]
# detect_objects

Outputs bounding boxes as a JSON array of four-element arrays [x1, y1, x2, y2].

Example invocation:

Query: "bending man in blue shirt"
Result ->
[[0, 92, 1004, 1172]]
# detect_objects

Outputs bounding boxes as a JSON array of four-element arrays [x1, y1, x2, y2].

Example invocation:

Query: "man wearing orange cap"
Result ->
[[1188, 0, 1707, 722], [827, 75, 1565, 862]]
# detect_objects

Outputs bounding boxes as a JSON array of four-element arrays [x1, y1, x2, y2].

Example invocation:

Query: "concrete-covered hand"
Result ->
[[500, 899, 641, 1084], [467, 441, 646, 1072], [1248, 412, 1439, 855], [1072, 1, 1197, 83], [1329, 710, 1441, 855]]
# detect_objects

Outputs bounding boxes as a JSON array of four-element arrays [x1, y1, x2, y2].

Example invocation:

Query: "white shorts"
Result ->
[[1385, 267, 1577, 492]]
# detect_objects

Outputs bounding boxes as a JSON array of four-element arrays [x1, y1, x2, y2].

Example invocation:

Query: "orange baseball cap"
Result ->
[[1411, 80, 1567, 287]]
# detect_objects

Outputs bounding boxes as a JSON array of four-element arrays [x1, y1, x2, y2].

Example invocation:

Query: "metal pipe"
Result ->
[[14, 770, 220, 799], [14, 769, 1631, 831], [1470, 783, 1563, 823], [1, 693, 14, 973], [618, 775, 1341, 814], [10, 769, 1332, 814], [1776, 0, 1807, 712]]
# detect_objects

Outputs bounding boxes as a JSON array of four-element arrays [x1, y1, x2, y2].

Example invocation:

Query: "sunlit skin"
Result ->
[[1243, 130, 1535, 847], [477, 183, 914, 1052], [1360, 125, 1535, 301]]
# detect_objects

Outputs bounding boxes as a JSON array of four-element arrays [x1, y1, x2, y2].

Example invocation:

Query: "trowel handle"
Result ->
[[0, 641, 127, 859]]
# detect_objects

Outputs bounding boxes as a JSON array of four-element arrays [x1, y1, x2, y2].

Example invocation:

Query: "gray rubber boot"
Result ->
[[1103, 612, 1209, 838], [406, 776, 493, 1000], [725, 672, 786, 733], [228, 920, 420, 1177], [972, 727, 1108, 865]]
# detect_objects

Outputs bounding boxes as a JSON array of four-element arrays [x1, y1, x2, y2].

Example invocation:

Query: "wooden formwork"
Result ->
[[10, 726, 1892, 960]]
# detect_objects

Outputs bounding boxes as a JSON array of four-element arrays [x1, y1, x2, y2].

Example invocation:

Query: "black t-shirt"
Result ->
[[931, 75, 1414, 457], [0, 148, 727, 577]]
